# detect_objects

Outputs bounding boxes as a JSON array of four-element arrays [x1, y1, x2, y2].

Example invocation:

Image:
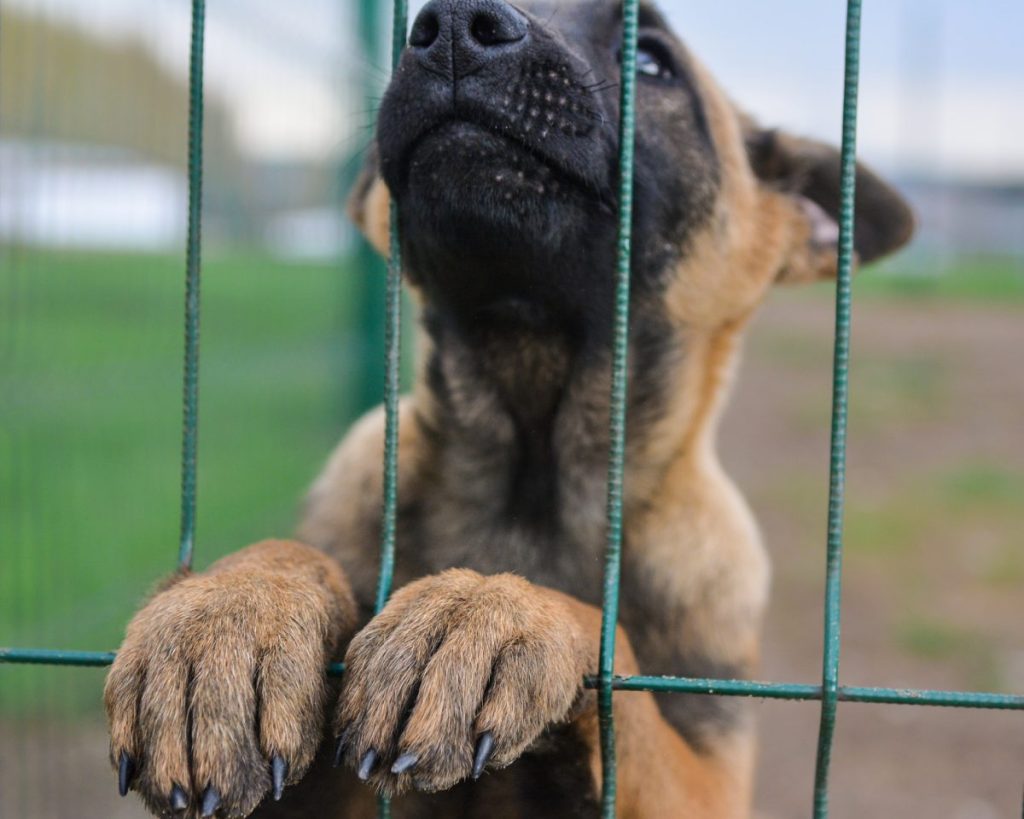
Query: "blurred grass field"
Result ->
[[1, 248, 372, 714], [853, 255, 1024, 302]]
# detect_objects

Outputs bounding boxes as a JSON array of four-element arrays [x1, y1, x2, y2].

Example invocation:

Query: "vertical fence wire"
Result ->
[[176, 0, 206, 572], [373, 0, 407, 625], [811, 0, 863, 816], [373, 0, 407, 616], [374, 1, 408, 816], [596, 0, 641, 814]]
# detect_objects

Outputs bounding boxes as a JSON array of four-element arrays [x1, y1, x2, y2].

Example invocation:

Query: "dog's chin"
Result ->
[[398, 121, 598, 250], [392, 121, 618, 334]]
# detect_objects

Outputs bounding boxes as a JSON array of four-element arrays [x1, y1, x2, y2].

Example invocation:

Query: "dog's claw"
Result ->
[[332, 735, 347, 768], [472, 732, 495, 780], [271, 755, 288, 801], [117, 750, 134, 797], [170, 784, 189, 812], [391, 752, 418, 774], [200, 785, 221, 817], [357, 749, 379, 781]]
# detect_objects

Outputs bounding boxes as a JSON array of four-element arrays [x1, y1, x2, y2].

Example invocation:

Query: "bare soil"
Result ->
[[727, 293, 1024, 819]]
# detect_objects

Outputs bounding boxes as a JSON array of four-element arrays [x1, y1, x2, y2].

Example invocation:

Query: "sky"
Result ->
[[8, 0, 1024, 179]]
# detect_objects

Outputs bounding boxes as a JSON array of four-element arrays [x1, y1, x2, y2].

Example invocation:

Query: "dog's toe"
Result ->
[[334, 571, 589, 795]]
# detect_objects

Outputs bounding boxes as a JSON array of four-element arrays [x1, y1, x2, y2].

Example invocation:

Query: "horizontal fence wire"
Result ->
[[813, 1, 862, 816], [584, 676, 1024, 710], [3, 649, 1022, 712], [0, 649, 118, 668], [595, 0, 641, 815]]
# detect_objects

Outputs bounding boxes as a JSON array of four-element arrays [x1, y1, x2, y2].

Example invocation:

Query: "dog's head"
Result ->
[[350, 0, 914, 342]]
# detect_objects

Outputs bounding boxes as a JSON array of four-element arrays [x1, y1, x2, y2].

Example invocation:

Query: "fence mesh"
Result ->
[[1, 1, 1022, 818]]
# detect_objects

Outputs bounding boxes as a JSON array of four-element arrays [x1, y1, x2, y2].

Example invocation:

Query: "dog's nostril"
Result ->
[[470, 13, 500, 46], [410, 10, 440, 48], [409, 0, 528, 73], [469, 9, 526, 47]]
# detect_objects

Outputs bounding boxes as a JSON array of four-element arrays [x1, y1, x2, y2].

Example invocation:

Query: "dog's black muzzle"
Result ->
[[376, 0, 614, 201]]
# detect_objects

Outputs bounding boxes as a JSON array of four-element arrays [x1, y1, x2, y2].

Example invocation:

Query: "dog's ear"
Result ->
[[346, 146, 391, 256], [745, 125, 915, 283]]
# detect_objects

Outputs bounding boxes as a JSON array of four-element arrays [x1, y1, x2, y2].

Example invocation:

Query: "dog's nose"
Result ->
[[409, 0, 529, 78]]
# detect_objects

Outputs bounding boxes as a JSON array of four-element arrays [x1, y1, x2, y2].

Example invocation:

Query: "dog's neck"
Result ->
[[413, 300, 735, 536], [418, 303, 578, 453]]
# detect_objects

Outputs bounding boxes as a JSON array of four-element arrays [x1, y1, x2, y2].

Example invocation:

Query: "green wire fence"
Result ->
[[595, 0, 640, 810], [177, 0, 206, 574], [1, 1, 1023, 818]]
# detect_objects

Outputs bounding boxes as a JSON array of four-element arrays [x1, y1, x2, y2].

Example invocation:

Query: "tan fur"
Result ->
[[105, 7, 912, 816], [104, 541, 356, 816], [336, 571, 593, 793], [348, 174, 392, 259]]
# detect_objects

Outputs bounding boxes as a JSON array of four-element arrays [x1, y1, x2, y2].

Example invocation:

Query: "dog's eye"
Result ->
[[635, 38, 674, 80]]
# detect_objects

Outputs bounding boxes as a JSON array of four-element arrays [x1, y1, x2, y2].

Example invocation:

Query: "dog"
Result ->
[[104, 0, 914, 816]]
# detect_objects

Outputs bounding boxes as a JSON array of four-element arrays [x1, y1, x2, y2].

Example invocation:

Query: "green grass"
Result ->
[[853, 255, 1024, 302], [896, 618, 1003, 690], [939, 463, 1024, 508], [787, 255, 1024, 303], [845, 462, 1024, 557], [785, 350, 951, 434], [898, 618, 974, 660], [979, 545, 1024, 588], [1, 247, 376, 714]]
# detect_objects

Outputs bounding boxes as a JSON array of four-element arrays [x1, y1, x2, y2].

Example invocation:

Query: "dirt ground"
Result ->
[[3, 292, 1022, 818], [726, 293, 1024, 818]]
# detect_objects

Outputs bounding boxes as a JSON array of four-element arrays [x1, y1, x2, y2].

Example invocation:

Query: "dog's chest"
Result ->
[[400, 432, 611, 604]]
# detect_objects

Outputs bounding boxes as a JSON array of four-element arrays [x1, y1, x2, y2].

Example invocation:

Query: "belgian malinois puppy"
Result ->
[[105, 0, 913, 816]]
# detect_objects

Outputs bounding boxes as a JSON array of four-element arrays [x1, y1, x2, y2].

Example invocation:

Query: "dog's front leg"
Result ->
[[565, 596, 748, 819], [104, 539, 358, 817], [333, 569, 590, 795], [333, 568, 730, 817]]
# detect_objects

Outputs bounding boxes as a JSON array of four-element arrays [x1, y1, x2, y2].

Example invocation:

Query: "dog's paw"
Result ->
[[104, 540, 355, 818], [333, 569, 592, 795]]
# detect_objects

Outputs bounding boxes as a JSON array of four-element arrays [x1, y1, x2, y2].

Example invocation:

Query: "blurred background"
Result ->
[[0, 1, 1021, 817]]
